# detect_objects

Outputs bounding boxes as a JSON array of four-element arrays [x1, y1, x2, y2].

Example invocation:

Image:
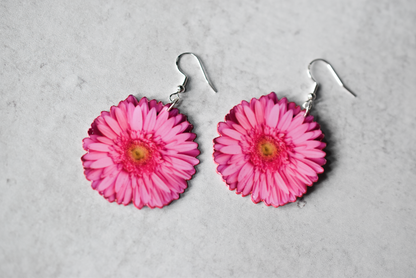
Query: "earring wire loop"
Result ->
[[303, 58, 356, 116], [168, 52, 217, 111]]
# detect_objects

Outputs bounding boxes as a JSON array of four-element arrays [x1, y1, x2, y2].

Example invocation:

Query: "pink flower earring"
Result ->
[[82, 52, 217, 209], [213, 59, 355, 207]]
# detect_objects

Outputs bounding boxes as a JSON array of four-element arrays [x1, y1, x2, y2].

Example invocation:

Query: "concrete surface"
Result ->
[[1, 0, 416, 277]]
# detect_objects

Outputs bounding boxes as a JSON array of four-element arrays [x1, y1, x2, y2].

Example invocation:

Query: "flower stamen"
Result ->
[[258, 140, 279, 159], [129, 145, 149, 162]]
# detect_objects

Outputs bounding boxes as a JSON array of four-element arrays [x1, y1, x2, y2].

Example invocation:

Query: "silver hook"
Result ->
[[168, 52, 217, 111], [303, 59, 356, 116]]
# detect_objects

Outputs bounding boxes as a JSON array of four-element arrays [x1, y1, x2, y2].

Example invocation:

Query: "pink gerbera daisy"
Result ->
[[82, 95, 200, 209], [213, 92, 326, 207]]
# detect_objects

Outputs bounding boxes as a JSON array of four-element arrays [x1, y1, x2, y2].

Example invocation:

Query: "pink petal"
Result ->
[[115, 107, 128, 132], [122, 184, 132, 205], [287, 123, 309, 139], [176, 142, 198, 153], [219, 144, 242, 155], [221, 128, 243, 140], [291, 168, 313, 185], [133, 186, 143, 209], [221, 162, 243, 176], [264, 99, 275, 121], [237, 162, 254, 182], [131, 105, 143, 131], [226, 170, 239, 184], [301, 149, 326, 159], [82, 151, 108, 161], [84, 168, 102, 181], [254, 100, 265, 126], [301, 141, 325, 149], [163, 122, 188, 143], [286, 168, 307, 195], [267, 92, 278, 103], [103, 182, 116, 198], [232, 123, 248, 135], [235, 107, 251, 130], [158, 169, 182, 193], [302, 158, 324, 173], [139, 176, 151, 204], [154, 107, 169, 130], [243, 105, 257, 127], [180, 148, 200, 157], [154, 118, 175, 138], [90, 157, 114, 169], [97, 124, 117, 139], [151, 173, 171, 193], [266, 103, 280, 128], [214, 136, 239, 146], [295, 160, 317, 177], [143, 107, 157, 132], [268, 181, 280, 207], [260, 171, 271, 200], [88, 143, 110, 152], [104, 116, 122, 135], [96, 174, 117, 192], [274, 171, 290, 195], [214, 153, 231, 164], [251, 171, 262, 202], [287, 113, 304, 130], [101, 164, 120, 178], [168, 157, 195, 171], [115, 171, 129, 192], [228, 153, 247, 165], [277, 109, 293, 132], [149, 186, 163, 208], [242, 173, 255, 196], [82, 137, 95, 150], [169, 153, 199, 166], [96, 136, 114, 145], [277, 100, 287, 120], [139, 98, 149, 118], [126, 102, 136, 127]]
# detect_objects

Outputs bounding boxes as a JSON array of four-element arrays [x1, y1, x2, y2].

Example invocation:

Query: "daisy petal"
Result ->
[[131, 105, 143, 131], [220, 145, 242, 155], [115, 107, 129, 132], [243, 105, 257, 127], [143, 107, 157, 132], [266, 104, 280, 128], [90, 157, 114, 169], [104, 116, 122, 135]]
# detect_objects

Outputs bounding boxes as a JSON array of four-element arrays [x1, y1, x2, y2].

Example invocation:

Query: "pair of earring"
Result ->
[[81, 53, 355, 209]]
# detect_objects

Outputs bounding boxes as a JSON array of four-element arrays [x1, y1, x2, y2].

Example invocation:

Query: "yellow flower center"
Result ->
[[258, 140, 278, 160], [129, 145, 149, 162]]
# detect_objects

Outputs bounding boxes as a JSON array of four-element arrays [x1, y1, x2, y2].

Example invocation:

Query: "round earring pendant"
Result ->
[[213, 92, 326, 207], [82, 95, 200, 209]]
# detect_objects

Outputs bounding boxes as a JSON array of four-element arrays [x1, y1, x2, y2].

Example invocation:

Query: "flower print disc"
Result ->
[[213, 92, 326, 207], [82, 95, 200, 209]]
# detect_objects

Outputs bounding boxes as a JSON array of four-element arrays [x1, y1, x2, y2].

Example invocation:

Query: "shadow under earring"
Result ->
[[213, 59, 355, 207], [82, 52, 217, 209]]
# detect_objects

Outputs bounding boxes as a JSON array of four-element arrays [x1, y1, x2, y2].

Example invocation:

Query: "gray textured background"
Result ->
[[1, 0, 416, 277]]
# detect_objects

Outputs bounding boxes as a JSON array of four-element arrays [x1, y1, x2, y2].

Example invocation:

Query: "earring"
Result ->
[[213, 59, 355, 207], [82, 52, 217, 209]]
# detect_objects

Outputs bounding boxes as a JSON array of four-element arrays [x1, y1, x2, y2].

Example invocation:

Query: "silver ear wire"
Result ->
[[303, 59, 356, 116], [168, 52, 217, 111]]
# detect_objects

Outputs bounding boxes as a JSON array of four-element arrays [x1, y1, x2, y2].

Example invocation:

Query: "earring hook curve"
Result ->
[[176, 52, 217, 94], [308, 58, 356, 98], [303, 59, 356, 116], [168, 52, 217, 111]]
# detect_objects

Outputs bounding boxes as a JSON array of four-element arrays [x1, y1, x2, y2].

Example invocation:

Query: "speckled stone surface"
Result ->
[[1, 0, 416, 277]]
